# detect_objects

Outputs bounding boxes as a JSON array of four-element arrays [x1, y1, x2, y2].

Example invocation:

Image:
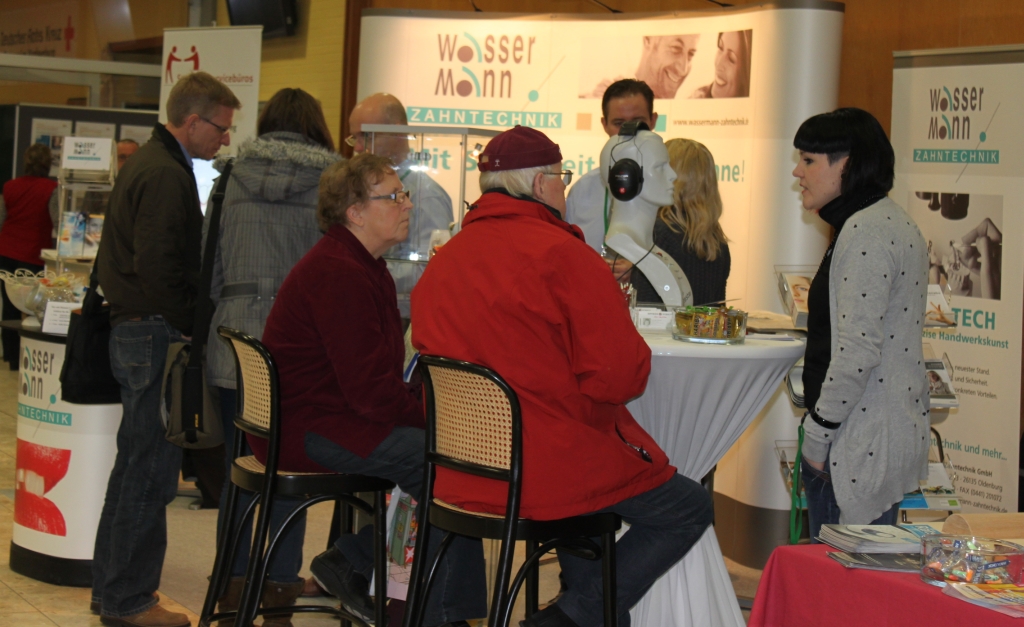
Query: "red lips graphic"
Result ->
[[14, 439, 70, 536]]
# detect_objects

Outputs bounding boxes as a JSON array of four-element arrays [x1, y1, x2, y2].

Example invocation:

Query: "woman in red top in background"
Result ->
[[0, 143, 58, 369]]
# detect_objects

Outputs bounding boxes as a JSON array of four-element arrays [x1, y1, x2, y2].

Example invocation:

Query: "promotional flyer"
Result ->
[[891, 46, 1024, 512]]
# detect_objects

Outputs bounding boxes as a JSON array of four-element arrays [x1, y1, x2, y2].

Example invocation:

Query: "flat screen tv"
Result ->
[[225, 0, 298, 39]]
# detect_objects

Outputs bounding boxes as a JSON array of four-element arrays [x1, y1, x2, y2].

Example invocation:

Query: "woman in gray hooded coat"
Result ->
[[205, 88, 340, 625]]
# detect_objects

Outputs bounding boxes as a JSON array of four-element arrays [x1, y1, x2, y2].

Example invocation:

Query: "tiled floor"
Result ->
[[0, 362, 761, 626]]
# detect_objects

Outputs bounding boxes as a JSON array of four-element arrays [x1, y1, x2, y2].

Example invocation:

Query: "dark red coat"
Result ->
[[259, 225, 424, 472], [0, 176, 56, 265], [412, 191, 675, 520]]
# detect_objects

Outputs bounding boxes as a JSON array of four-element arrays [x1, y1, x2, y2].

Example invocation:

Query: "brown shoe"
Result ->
[[100, 604, 191, 627], [94, 593, 159, 617], [215, 577, 246, 627]]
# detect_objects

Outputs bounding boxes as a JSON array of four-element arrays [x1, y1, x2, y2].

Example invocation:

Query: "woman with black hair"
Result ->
[[793, 108, 930, 538]]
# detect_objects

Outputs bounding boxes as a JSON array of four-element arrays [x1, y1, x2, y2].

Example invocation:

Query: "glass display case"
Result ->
[[361, 124, 499, 316], [43, 137, 117, 293]]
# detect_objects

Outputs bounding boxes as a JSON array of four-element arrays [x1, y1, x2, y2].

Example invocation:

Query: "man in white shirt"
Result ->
[[347, 93, 453, 317], [565, 79, 659, 253]]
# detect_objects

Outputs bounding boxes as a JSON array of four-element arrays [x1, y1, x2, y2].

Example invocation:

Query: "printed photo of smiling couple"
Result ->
[[578, 30, 753, 100]]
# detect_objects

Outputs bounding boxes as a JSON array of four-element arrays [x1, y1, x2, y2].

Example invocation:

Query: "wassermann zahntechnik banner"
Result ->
[[891, 45, 1024, 513]]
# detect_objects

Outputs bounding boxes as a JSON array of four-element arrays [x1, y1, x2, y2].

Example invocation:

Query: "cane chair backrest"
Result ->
[[225, 334, 274, 432], [425, 363, 514, 471]]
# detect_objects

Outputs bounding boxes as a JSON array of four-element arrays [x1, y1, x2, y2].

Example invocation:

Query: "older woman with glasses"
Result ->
[[259, 153, 487, 627]]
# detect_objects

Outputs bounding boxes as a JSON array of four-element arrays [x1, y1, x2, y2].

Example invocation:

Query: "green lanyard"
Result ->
[[603, 189, 611, 237]]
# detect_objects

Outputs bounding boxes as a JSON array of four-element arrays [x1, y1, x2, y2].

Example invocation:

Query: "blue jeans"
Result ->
[[217, 387, 305, 582], [305, 428, 488, 627], [802, 453, 900, 543], [556, 473, 714, 627], [92, 319, 184, 618]]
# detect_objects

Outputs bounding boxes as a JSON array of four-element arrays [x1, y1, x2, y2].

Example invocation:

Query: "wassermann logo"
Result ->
[[914, 83, 998, 165], [928, 85, 983, 140], [435, 33, 536, 99]]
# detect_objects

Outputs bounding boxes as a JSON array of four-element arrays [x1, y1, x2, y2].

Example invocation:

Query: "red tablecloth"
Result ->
[[748, 544, 1021, 626]]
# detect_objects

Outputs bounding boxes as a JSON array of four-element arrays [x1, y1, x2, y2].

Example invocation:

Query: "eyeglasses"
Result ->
[[369, 189, 411, 204], [544, 170, 574, 186], [344, 133, 364, 148], [200, 117, 232, 136]]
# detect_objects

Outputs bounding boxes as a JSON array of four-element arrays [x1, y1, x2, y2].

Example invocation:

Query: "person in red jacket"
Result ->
[[412, 126, 713, 627], [0, 143, 58, 369]]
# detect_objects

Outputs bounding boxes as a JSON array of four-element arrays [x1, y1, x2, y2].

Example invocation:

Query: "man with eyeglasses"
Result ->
[[566, 79, 659, 253], [94, 71, 240, 627], [347, 92, 454, 320], [413, 126, 712, 627]]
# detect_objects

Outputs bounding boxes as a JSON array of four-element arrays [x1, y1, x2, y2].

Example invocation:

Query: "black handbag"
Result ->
[[160, 160, 233, 448], [59, 266, 121, 404]]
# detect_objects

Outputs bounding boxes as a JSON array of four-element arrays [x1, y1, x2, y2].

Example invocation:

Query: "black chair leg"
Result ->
[[489, 523, 519, 627], [525, 540, 539, 620], [602, 530, 617, 627], [200, 478, 243, 625], [374, 489, 388, 627], [236, 489, 275, 627]]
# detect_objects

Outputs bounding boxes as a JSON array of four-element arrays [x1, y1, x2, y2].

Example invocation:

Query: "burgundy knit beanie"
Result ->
[[478, 125, 562, 172]]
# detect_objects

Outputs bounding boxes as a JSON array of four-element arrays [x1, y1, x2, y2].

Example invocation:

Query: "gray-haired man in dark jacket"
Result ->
[[93, 71, 239, 627]]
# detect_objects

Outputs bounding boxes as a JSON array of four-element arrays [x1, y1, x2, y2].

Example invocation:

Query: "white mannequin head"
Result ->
[[600, 129, 676, 248]]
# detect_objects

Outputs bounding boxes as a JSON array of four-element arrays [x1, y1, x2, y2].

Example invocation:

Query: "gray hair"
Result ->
[[479, 163, 558, 198], [166, 72, 241, 127]]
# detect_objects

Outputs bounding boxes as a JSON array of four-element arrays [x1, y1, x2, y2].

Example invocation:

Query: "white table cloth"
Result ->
[[627, 332, 804, 627]]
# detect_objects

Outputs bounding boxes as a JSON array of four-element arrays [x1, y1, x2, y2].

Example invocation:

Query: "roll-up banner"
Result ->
[[357, 2, 844, 312], [159, 26, 263, 156], [891, 46, 1024, 512]]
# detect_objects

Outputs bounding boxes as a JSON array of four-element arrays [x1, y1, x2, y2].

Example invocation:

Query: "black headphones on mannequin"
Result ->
[[608, 120, 650, 201]]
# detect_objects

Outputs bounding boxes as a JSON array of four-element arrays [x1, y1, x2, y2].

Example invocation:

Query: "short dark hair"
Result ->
[[165, 71, 241, 127], [258, 88, 335, 151], [317, 153, 394, 231], [23, 143, 52, 177], [602, 79, 655, 119], [793, 107, 895, 195]]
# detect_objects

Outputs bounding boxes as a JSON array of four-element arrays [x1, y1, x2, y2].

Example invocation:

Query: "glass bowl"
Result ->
[[921, 534, 1024, 587], [671, 306, 747, 345]]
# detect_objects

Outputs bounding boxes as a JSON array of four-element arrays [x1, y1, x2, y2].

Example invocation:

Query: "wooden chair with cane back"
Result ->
[[200, 326, 394, 627], [403, 355, 620, 627]]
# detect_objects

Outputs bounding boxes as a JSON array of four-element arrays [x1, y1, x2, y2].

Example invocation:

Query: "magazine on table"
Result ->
[[943, 583, 1024, 618], [827, 551, 922, 573], [818, 524, 927, 553]]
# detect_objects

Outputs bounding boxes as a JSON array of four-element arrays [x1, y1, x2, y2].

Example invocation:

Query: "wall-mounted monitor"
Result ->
[[225, 0, 298, 39]]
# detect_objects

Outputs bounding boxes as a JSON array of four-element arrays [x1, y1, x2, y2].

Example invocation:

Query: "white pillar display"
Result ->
[[891, 45, 1024, 513], [159, 26, 263, 156]]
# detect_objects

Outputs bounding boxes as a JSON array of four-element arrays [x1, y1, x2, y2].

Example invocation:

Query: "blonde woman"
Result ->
[[631, 138, 730, 305]]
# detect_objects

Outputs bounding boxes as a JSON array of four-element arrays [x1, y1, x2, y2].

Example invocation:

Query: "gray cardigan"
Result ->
[[803, 197, 931, 524], [204, 132, 340, 389]]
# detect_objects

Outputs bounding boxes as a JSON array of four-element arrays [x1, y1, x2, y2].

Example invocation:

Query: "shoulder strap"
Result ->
[[189, 160, 233, 356]]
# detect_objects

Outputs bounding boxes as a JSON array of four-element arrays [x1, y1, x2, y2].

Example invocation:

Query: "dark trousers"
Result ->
[[802, 454, 901, 542], [92, 319, 183, 617], [0, 255, 43, 367], [305, 428, 489, 627], [556, 473, 715, 627], [216, 387, 306, 583]]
